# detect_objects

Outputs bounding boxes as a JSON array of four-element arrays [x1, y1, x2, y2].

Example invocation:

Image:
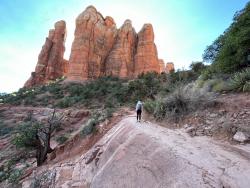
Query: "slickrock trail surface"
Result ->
[[23, 116, 250, 188]]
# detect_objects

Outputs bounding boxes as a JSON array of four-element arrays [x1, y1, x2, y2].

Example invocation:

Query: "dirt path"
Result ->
[[23, 115, 250, 188]]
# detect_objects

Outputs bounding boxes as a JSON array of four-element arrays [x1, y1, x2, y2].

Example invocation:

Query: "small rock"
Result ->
[[205, 120, 213, 124], [239, 111, 245, 116], [232, 113, 238, 118], [184, 124, 190, 129], [209, 113, 217, 118], [185, 127, 196, 137], [218, 117, 226, 124], [195, 130, 204, 136], [233, 131, 249, 143]]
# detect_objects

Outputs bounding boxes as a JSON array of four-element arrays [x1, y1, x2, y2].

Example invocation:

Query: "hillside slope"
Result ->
[[23, 115, 250, 188]]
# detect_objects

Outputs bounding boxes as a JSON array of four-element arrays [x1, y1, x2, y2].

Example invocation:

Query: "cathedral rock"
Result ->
[[25, 5, 174, 87]]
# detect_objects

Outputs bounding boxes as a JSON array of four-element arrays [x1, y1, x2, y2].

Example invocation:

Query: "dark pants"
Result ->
[[137, 109, 142, 121]]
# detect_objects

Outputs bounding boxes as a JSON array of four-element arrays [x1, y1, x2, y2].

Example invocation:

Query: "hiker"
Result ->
[[136, 100, 143, 122]]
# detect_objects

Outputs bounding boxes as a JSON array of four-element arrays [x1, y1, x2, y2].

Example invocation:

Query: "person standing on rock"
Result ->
[[136, 100, 143, 122]]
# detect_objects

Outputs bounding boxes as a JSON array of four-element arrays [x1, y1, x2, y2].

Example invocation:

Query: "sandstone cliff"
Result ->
[[25, 6, 171, 87], [166, 62, 175, 73], [24, 20, 67, 87], [134, 24, 160, 76], [67, 6, 117, 80], [105, 20, 137, 78], [159, 60, 175, 73]]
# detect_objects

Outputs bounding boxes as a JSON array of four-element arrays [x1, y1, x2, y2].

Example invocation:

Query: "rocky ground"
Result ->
[[155, 93, 250, 143], [22, 115, 250, 188], [1, 93, 249, 187], [0, 105, 130, 187]]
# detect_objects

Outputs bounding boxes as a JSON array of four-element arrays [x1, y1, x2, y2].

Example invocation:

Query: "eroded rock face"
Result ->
[[24, 20, 67, 87], [25, 6, 172, 87], [67, 6, 117, 80], [105, 20, 137, 78], [166, 62, 175, 73], [159, 60, 175, 74], [159, 59, 165, 73], [134, 24, 160, 76], [23, 117, 250, 188]]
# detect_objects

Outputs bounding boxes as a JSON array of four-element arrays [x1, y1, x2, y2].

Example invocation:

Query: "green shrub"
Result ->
[[0, 169, 8, 182], [8, 169, 23, 184], [143, 100, 157, 114], [56, 97, 78, 108], [104, 108, 115, 119], [243, 81, 250, 92], [145, 84, 215, 121], [0, 121, 13, 136], [56, 135, 68, 144], [81, 118, 98, 136], [12, 122, 40, 149], [229, 68, 250, 92], [211, 80, 231, 92], [201, 67, 214, 80]]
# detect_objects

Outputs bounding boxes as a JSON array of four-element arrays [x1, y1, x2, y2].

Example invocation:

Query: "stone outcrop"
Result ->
[[105, 20, 137, 78], [166, 62, 175, 73], [67, 6, 117, 80], [159, 59, 165, 73], [134, 24, 160, 76], [66, 6, 162, 80], [25, 5, 173, 87], [23, 116, 250, 188], [159, 60, 175, 74], [24, 20, 67, 87]]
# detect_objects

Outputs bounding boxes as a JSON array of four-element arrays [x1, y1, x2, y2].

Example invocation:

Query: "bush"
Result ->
[[12, 122, 40, 149], [229, 68, 250, 92], [211, 80, 231, 92], [81, 118, 98, 136], [128, 72, 161, 101], [8, 169, 22, 184], [143, 100, 157, 114], [0, 121, 13, 136], [56, 97, 78, 108], [190, 62, 207, 74], [144, 84, 215, 121], [56, 135, 68, 144]]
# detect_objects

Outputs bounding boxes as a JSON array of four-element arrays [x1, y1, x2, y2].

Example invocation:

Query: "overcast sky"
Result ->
[[0, 0, 249, 92]]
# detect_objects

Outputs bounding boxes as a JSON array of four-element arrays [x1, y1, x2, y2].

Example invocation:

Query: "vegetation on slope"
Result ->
[[203, 2, 250, 74]]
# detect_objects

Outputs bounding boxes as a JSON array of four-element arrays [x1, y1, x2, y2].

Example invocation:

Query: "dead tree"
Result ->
[[36, 109, 63, 166]]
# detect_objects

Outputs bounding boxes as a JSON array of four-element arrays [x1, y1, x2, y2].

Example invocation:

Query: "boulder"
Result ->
[[233, 131, 250, 143]]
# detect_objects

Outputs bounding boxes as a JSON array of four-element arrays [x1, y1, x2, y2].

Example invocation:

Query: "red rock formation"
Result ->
[[67, 6, 117, 81], [25, 6, 172, 87], [105, 20, 137, 78], [134, 24, 160, 76], [159, 60, 175, 74], [24, 20, 67, 87], [62, 60, 69, 75], [166, 62, 175, 73], [159, 59, 165, 73]]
